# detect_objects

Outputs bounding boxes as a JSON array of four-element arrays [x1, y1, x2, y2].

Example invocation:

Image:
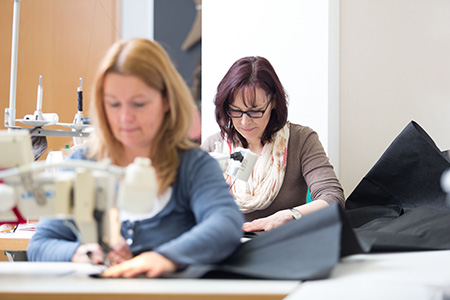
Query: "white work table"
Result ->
[[2, 250, 450, 300], [285, 250, 450, 300], [0, 262, 300, 300]]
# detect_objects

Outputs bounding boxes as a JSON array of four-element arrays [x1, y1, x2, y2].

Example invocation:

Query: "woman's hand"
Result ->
[[102, 251, 177, 278], [106, 236, 133, 266], [71, 243, 104, 264], [242, 209, 293, 232]]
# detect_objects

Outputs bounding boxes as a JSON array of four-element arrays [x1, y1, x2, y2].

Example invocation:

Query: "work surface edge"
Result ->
[[0, 262, 300, 300]]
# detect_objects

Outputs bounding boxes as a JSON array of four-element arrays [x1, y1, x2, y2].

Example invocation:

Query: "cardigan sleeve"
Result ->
[[27, 219, 81, 261], [154, 149, 244, 265], [297, 126, 345, 207]]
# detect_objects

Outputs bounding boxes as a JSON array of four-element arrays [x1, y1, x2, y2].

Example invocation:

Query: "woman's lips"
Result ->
[[240, 127, 255, 133], [121, 128, 138, 133]]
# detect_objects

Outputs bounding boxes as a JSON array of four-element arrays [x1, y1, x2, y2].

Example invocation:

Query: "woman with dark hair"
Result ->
[[202, 56, 344, 232]]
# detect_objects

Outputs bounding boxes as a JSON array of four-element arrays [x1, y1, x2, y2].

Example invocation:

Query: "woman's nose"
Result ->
[[240, 113, 253, 126], [120, 106, 134, 123]]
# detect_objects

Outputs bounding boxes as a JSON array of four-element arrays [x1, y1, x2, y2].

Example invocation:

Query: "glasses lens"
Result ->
[[247, 111, 264, 118], [227, 110, 265, 118], [227, 110, 242, 118]]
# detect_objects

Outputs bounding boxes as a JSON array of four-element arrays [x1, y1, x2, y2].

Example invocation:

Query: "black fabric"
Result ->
[[346, 121, 450, 211], [352, 206, 450, 252], [345, 205, 404, 228], [29, 127, 48, 160], [31, 135, 47, 160], [345, 121, 450, 252], [166, 204, 367, 280]]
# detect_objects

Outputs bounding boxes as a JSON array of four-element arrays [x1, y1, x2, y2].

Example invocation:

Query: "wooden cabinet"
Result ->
[[0, 0, 121, 157]]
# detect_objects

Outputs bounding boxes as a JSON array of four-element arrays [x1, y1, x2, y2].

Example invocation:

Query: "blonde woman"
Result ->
[[28, 39, 243, 278]]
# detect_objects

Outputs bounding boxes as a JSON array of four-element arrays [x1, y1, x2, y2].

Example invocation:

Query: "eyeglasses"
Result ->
[[226, 99, 272, 119]]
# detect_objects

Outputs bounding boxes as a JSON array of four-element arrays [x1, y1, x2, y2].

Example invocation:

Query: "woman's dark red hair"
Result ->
[[214, 56, 288, 148]]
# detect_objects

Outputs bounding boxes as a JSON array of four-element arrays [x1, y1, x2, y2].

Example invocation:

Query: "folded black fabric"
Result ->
[[31, 136, 47, 160], [345, 121, 450, 252], [353, 206, 450, 251], [345, 205, 404, 228], [168, 204, 367, 280], [346, 121, 450, 211]]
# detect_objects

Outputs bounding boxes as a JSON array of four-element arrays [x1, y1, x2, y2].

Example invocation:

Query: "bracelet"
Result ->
[[290, 208, 302, 220]]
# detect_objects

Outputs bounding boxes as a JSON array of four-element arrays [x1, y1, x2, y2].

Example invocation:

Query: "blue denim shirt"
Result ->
[[27, 148, 244, 265]]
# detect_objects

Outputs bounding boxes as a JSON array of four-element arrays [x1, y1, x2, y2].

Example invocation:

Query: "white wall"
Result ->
[[121, 0, 450, 200], [340, 0, 450, 197], [202, 0, 340, 172], [122, 0, 153, 40]]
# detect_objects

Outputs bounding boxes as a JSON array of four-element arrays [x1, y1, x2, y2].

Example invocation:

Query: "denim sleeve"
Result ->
[[27, 218, 81, 262]]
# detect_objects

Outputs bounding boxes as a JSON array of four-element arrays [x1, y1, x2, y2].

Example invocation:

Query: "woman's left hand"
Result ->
[[102, 251, 177, 278], [242, 209, 293, 232], [106, 236, 133, 266]]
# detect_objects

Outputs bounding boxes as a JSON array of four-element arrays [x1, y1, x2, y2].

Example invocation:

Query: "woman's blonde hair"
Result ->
[[88, 38, 197, 194]]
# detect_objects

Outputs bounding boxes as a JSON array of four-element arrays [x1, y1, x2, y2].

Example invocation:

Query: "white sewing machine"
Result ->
[[209, 141, 258, 182], [0, 130, 156, 247], [0, 130, 257, 248]]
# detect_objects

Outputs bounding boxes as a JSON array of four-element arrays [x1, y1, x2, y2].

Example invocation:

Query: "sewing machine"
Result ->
[[0, 130, 257, 248], [209, 141, 258, 182], [0, 130, 155, 247]]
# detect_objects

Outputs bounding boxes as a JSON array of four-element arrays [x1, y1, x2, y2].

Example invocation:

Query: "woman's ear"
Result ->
[[163, 97, 170, 113]]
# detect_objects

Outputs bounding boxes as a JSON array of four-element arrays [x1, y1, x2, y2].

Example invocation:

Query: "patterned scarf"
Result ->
[[225, 123, 290, 213]]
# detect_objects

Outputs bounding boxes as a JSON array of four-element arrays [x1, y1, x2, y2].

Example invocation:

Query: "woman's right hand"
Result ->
[[102, 251, 177, 278], [71, 243, 104, 264]]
